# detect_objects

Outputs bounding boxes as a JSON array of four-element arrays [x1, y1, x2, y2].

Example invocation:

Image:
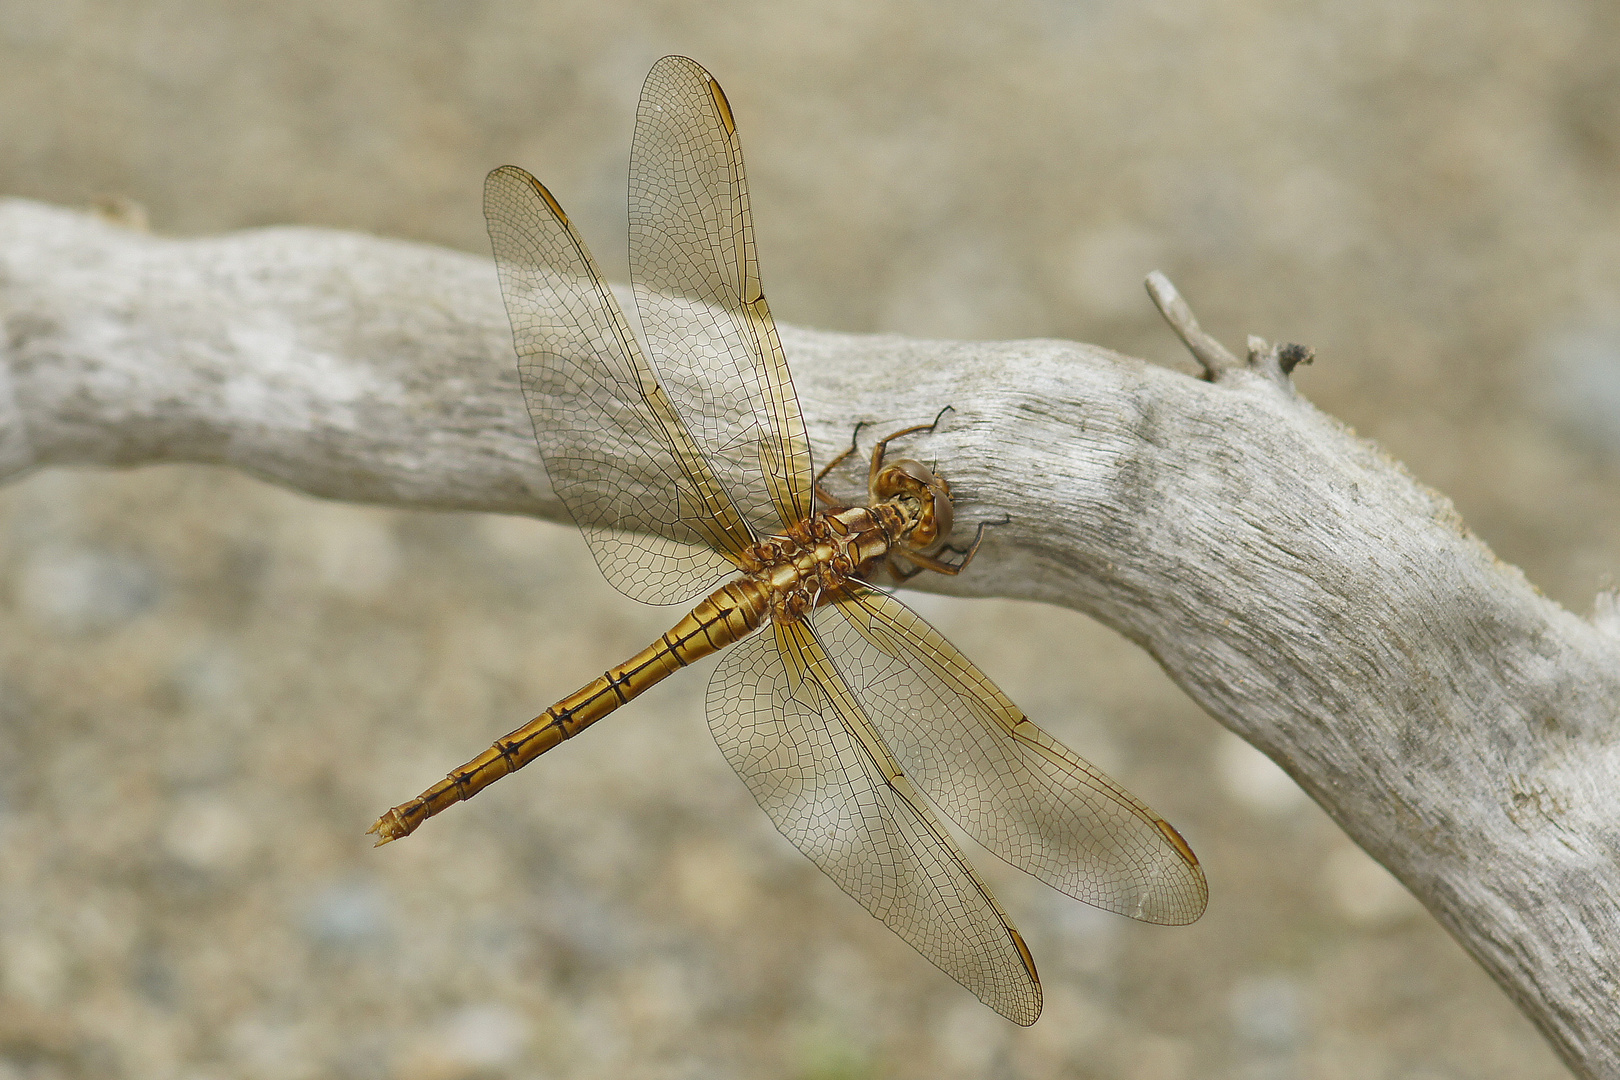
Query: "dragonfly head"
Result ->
[[874, 458, 954, 549]]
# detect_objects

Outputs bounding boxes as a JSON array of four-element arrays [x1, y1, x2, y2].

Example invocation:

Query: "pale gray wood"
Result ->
[[3, 197, 1618, 1078]]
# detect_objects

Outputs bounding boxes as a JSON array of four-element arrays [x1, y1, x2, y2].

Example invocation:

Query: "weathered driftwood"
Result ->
[[2, 198, 1617, 1077]]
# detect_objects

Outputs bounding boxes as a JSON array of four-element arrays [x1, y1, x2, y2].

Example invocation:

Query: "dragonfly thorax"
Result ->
[[734, 460, 960, 625], [739, 505, 899, 622]]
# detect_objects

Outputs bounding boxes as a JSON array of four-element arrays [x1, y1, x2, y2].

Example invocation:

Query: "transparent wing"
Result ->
[[815, 584, 1209, 925], [484, 164, 757, 605], [629, 55, 814, 536], [707, 620, 1042, 1025]]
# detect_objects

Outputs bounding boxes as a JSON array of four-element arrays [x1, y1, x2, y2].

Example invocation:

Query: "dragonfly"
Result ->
[[370, 55, 1206, 1024]]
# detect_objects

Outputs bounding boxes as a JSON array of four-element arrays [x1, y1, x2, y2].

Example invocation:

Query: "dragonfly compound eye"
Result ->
[[876, 459, 954, 547]]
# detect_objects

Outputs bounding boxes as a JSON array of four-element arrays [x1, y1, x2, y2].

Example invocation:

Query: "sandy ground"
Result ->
[[2, 2, 1618, 1077]]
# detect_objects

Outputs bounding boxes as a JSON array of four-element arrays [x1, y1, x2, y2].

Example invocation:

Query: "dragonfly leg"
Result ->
[[893, 547, 970, 577], [901, 514, 1007, 576], [815, 484, 848, 510], [867, 406, 954, 486], [885, 555, 925, 583], [813, 422, 869, 506]]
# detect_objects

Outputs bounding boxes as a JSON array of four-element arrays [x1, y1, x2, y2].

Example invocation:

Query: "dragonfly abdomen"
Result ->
[[369, 579, 770, 844]]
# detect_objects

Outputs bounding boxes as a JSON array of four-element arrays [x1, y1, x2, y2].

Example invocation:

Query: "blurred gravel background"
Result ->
[[2, 2, 1618, 1078]]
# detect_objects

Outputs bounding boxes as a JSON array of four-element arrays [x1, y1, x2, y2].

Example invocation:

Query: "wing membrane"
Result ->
[[484, 164, 757, 604], [629, 55, 814, 536], [816, 584, 1209, 925], [707, 620, 1042, 1024]]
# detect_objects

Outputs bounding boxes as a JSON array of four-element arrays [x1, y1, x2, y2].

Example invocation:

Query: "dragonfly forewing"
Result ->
[[707, 618, 1042, 1025], [817, 584, 1209, 926], [484, 164, 757, 605], [630, 55, 814, 537]]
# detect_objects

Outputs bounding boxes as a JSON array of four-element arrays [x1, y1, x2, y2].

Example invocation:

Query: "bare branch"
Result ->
[[1144, 270, 1241, 379], [3, 198, 1618, 1077]]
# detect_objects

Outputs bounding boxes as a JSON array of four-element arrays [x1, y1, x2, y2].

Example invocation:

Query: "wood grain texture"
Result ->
[[3, 197, 1617, 1077]]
